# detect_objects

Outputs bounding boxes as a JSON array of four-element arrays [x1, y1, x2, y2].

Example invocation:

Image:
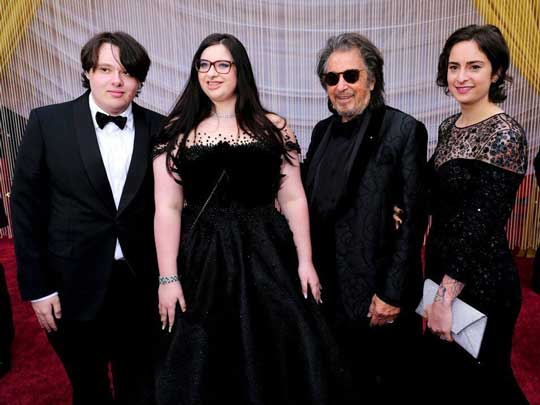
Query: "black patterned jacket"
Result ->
[[303, 106, 428, 320]]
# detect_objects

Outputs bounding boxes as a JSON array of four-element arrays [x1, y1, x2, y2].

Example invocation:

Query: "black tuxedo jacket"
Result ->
[[303, 106, 428, 320], [11, 92, 165, 320]]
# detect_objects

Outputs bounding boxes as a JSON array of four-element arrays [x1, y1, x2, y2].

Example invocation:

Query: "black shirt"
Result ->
[[312, 113, 365, 219]]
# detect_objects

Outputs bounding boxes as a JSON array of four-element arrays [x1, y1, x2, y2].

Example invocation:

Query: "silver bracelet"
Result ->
[[159, 275, 179, 285]]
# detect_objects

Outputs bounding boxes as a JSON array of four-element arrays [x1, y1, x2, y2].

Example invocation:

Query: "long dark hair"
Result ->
[[157, 33, 289, 168], [436, 24, 512, 103]]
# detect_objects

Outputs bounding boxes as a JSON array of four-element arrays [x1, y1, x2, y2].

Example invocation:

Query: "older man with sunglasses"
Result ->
[[303, 32, 428, 403]]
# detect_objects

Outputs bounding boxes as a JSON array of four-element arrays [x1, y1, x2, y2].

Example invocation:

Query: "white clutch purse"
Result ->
[[416, 279, 488, 359]]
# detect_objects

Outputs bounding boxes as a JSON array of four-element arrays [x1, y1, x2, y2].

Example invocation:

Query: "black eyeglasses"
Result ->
[[322, 69, 364, 86], [196, 59, 235, 74]]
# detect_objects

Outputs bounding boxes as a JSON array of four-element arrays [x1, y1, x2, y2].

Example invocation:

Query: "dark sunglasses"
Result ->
[[322, 69, 364, 86]]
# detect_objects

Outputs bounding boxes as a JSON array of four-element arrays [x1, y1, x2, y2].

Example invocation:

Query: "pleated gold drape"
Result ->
[[0, 0, 42, 74], [474, 0, 540, 256]]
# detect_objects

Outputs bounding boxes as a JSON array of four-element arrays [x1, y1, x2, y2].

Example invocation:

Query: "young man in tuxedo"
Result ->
[[11, 32, 164, 404]]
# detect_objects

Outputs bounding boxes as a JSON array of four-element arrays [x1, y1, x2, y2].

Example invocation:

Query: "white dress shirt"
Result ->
[[32, 93, 135, 303]]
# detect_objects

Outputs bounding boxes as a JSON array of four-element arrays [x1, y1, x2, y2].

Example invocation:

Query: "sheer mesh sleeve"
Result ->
[[481, 124, 527, 174], [433, 113, 527, 174]]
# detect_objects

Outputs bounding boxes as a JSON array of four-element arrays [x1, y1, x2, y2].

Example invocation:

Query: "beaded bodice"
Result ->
[[153, 128, 300, 208]]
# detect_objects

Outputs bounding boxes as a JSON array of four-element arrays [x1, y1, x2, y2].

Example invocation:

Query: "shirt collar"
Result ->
[[331, 110, 365, 138], [88, 93, 134, 131]]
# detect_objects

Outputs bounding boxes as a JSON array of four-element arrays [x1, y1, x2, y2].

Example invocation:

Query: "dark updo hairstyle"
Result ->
[[436, 24, 512, 103], [80, 31, 151, 90], [157, 33, 290, 168]]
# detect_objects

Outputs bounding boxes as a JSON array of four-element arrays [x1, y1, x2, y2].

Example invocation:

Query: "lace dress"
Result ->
[[424, 112, 528, 404], [153, 129, 348, 405]]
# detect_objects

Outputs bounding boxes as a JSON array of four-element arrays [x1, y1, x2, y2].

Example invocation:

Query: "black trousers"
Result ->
[[47, 261, 159, 405], [333, 310, 423, 404], [0, 262, 14, 375]]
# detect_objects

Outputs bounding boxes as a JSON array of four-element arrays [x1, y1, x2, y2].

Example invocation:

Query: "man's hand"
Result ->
[[32, 295, 62, 332], [367, 294, 400, 327], [393, 206, 404, 230]]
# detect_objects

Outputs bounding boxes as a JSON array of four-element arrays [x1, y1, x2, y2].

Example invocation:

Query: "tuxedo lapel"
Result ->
[[304, 118, 334, 206], [117, 103, 149, 215], [73, 93, 117, 213]]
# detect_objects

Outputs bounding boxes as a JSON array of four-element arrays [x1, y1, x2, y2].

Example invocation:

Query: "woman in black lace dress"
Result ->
[[422, 25, 528, 403], [152, 33, 347, 405]]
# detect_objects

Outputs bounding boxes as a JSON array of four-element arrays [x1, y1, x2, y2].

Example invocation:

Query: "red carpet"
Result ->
[[0, 240, 70, 404], [513, 256, 540, 404], [0, 239, 538, 404]]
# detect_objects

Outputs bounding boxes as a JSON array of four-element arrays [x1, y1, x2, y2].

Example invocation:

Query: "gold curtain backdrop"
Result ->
[[0, 0, 539, 252], [0, 0, 42, 73], [0, 0, 42, 238], [473, 0, 540, 93]]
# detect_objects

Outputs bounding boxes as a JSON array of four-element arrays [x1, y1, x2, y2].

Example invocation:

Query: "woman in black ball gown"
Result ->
[[152, 33, 348, 405]]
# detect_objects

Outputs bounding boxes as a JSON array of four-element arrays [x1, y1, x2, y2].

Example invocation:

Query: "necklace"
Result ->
[[212, 111, 236, 119]]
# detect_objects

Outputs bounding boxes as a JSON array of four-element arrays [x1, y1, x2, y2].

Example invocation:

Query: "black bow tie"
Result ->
[[95, 111, 127, 130]]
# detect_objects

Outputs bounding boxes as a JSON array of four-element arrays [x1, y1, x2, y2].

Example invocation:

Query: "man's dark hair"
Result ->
[[317, 32, 385, 109], [80, 31, 151, 89]]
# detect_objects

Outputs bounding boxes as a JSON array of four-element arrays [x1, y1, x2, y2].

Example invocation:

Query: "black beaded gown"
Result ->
[[423, 113, 528, 404], [153, 131, 348, 405]]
